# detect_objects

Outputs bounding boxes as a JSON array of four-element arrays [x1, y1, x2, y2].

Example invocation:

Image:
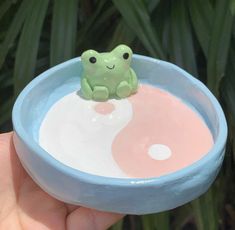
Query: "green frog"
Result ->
[[80, 44, 138, 101]]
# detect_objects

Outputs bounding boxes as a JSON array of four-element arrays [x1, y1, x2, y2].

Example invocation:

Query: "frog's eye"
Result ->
[[89, 57, 97, 64], [81, 49, 99, 65], [123, 53, 129, 60], [111, 45, 132, 61]]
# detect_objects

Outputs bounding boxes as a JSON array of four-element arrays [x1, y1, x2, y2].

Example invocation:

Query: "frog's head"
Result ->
[[81, 44, 133, 77]]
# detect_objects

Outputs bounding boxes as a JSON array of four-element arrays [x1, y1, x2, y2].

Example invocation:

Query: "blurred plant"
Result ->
[[0, 0, 235, 229]]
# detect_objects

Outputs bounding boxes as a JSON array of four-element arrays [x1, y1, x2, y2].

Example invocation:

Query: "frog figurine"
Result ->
[[80, 44, 138, 101]]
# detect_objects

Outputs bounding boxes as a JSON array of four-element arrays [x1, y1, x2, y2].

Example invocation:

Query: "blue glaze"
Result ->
[[12, 55, 227, 214]]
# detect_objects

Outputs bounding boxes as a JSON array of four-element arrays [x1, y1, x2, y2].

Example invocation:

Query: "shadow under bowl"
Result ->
[[12, 54, 227, 215]]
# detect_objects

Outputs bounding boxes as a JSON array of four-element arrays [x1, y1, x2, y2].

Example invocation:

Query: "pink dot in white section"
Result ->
[[148, 144, 172, 160], [94, 102, 115, 115]]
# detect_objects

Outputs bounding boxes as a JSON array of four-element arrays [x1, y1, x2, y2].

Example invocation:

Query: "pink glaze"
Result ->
[[94, 102, 115, 115], [112, 84, 214, 178]]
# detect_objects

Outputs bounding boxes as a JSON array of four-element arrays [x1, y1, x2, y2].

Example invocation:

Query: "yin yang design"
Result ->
[[39, 84, 213, 178]]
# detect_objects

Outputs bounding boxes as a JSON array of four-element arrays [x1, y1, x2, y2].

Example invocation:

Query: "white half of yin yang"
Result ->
[[39, 92, 133, 178]]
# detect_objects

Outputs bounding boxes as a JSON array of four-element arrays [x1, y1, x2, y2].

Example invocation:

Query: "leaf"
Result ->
[[0, 0, 13, 21], [108, 0, 161, 50], [230, 0, 235, 15], [154, 211, 170, 230], [109, 219, 123, 230], [0, 71, 13, 89], [112, 0, 165, 59], [0, 96, 13, 127], [220, 40, 235, 121], [173, 204, 192, 230], [141, 212, 170, 230], [50, 0, 79, 66], [192, 187, 219, 230], [188, 0, 214, 58], [13, 0, 49, 97], [141, 214, 157, 230], [77, 0, 107, 48], [207, 0, 233, 96], [146, 0, 160, 12], [0, 0, 30, 68], [169, 0, 198, 77], [85, 5, 117, 48], [150, 1, 171, 53], [108, 20, 135, 50]]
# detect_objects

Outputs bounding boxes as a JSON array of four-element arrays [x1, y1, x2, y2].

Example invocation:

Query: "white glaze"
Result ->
[[148, 144, 172, 160], [39, 92, 132, 178]]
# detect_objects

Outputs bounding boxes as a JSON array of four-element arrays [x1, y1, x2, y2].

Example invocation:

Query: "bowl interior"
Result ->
[[18, 55, 219, 146]]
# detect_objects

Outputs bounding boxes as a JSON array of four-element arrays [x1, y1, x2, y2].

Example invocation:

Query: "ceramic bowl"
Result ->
[[12, 55, 227, 214]]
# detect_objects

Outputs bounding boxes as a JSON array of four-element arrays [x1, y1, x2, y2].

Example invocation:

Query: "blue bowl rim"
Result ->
[[12, 54, 228, 187]]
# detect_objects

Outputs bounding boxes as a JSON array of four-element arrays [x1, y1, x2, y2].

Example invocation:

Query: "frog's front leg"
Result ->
[[93, 86, 109, 101], [129, 68, 138, 93], [116, 81, 132, 98], [81, 77, 93, 99]]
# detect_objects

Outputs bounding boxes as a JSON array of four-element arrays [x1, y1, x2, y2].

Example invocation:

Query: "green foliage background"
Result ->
[[0, 0, 235, 229]]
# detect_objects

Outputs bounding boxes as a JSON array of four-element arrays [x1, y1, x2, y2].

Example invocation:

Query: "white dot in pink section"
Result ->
[[148, 144, 172, 160]]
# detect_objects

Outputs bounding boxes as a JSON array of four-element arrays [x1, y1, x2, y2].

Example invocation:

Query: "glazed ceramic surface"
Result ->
[[12, 55, 227, 214], [38, 84, 213, 178], [80, 44, 138, 100]]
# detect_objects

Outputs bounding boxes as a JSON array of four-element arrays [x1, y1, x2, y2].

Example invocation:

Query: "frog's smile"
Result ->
[[106, 65, 115, 70]]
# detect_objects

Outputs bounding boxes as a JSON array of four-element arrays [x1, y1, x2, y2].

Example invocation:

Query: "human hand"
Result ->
[[0, 132, 123, 230]]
